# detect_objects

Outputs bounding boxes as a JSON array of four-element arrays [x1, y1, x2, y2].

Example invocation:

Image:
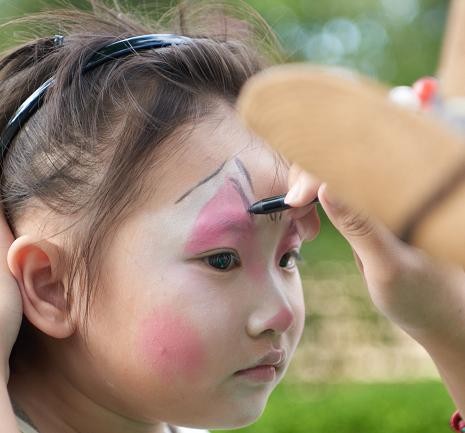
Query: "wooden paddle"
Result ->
[[438, 0, 465, 98], [237, 2, 465, 266]]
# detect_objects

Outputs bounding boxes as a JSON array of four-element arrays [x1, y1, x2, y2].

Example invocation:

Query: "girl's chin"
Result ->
[[187, 409, 266, 431], [199, 392, 271, 430], [164, 393, 270, 430]]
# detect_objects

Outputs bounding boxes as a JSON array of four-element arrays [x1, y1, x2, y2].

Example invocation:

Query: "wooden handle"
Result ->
[[438, 0, 465, 98], [237, 64, 465, 265]]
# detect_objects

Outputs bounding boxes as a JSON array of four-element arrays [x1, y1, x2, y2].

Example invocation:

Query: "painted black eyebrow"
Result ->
[[175, 160, 227, 204], [229, 177, 251, 211], [234, 157, 254, 192]]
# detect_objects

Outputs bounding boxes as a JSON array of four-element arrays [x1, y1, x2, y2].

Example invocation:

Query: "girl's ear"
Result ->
[[7, 235, 75, 339]]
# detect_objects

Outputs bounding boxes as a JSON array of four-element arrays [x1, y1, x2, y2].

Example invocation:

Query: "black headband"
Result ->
[[0, 33, 192, 159]]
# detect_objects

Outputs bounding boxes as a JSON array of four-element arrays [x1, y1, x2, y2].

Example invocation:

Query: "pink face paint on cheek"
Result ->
[[138, 307, 206, 383], [184, 179, 254, 254]]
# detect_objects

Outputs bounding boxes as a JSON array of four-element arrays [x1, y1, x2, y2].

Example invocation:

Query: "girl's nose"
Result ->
[[246, 302, 295, 338]]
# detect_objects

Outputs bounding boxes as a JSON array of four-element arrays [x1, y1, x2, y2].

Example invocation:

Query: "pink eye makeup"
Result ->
[[183, 173, 304, 276], [184, 178, 255, 255]]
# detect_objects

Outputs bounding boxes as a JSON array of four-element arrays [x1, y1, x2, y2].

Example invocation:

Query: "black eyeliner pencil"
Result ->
[[248, 194, 319, 215]]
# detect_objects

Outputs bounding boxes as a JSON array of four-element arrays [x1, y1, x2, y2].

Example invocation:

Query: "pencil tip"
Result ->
[[248, 203, 260, 214]]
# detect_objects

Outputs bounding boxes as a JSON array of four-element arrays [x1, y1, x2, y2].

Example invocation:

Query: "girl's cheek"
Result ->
[[138, 307, 207, 384]]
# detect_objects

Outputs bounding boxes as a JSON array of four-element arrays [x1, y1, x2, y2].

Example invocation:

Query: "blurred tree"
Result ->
[[0, 0, 448, 85]]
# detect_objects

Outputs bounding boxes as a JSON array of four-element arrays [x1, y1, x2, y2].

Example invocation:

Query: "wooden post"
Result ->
[[438, 0, 465, 98]]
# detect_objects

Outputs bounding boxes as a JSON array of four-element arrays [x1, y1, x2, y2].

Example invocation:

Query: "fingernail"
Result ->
[[284, 181, 301, 205]]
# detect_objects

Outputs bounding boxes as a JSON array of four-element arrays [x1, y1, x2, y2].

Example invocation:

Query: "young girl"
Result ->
[[1, 1, 465, 433], [0, 1, 319, 432]]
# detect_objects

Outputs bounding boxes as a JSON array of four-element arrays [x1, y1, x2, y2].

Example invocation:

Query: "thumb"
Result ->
[[318, 183, 401, 272]]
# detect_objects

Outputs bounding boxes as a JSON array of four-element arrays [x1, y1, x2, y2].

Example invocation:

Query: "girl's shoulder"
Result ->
[[15, 416, 39, 433], [12, 399, 39, 433], [14, 415, 210, 433], [175, 427, 210, 433]]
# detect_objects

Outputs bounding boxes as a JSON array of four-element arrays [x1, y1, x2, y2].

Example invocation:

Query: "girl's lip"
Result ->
[[234, 365, 277, 383], [236, 349, 286, 373]]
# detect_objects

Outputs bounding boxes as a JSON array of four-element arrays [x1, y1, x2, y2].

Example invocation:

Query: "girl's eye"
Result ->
[[279, 251, 302, 269], [204, 252, 241, 271]]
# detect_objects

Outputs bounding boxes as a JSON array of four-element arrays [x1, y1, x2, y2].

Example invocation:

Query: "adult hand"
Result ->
[[285, 164, 465, 341], [0, 206, 22, 383], [285, 164, 321, 243]]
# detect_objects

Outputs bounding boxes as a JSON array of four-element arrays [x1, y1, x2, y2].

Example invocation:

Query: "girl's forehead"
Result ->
[[174, 154, 287, 207], [150, 110, 289, 206], [169, 154, 289, 216]]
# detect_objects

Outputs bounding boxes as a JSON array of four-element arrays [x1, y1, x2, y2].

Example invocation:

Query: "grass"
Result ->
[[300, 212, 355, 265], [213, 381, 456, 433]]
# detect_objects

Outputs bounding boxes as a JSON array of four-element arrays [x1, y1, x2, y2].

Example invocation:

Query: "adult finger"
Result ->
[[285, 163, 321, 207], [318, 183, 403, 281]]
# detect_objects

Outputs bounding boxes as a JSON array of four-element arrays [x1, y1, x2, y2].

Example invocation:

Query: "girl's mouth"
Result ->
[[233, 349, 286, 383], [234, 365, 277, 382]]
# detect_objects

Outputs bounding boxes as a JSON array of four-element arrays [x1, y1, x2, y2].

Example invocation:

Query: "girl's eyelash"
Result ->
[[279, 249, 303, 269], [199, 248, 302, 272], [202, 251, 241, 272]]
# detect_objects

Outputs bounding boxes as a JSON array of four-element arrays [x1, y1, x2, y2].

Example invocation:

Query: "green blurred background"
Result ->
[[0, 0, 456, 431]]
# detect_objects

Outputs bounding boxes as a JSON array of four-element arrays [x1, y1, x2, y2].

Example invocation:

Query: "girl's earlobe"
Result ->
[[7, 235, 75, 339]]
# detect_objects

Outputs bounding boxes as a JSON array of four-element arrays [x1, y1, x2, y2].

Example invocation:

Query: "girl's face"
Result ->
[[77, 107, 307, 429]]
